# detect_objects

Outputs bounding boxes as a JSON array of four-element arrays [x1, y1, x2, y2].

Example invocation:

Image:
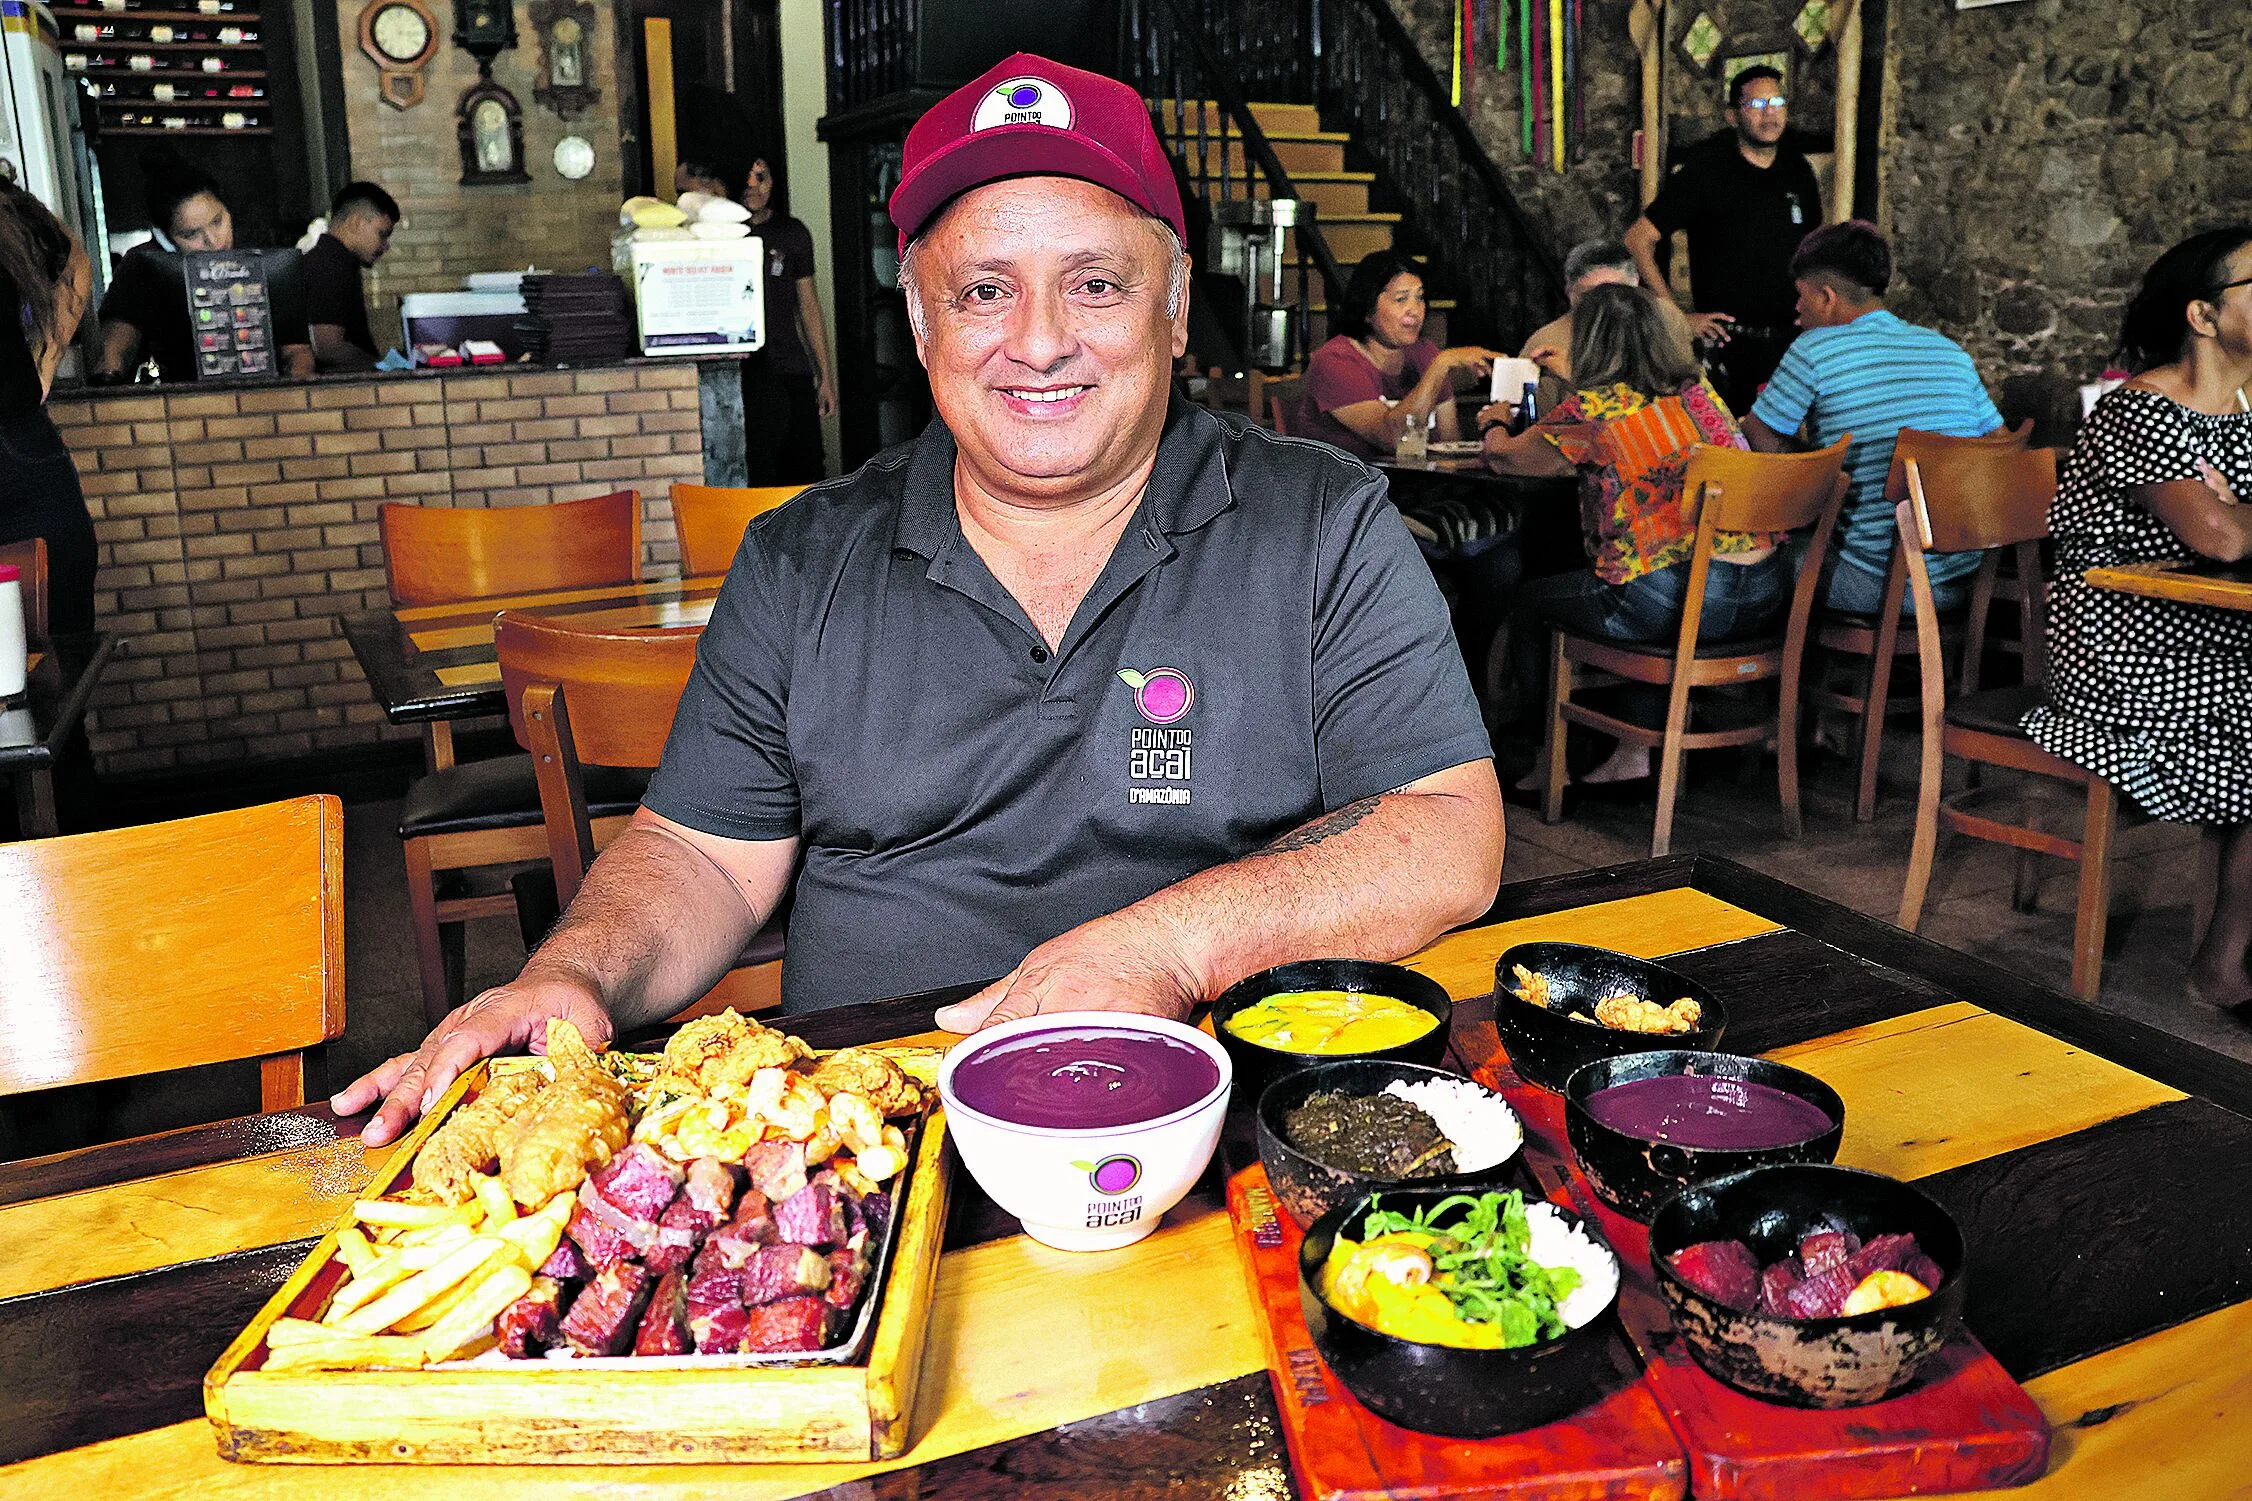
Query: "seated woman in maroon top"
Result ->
[[1297, 250, 1497, 459]]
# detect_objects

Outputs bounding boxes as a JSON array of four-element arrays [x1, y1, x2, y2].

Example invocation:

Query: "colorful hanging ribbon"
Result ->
[[1549, 0, 1564, 172], [1450, 0, 1461, 108]]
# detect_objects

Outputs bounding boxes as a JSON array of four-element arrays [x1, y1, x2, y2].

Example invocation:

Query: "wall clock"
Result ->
[[454, 0, 518, 75], [458, 76, 530, 184], [359, 0, 437, 109], [529, 0, 600, 118]]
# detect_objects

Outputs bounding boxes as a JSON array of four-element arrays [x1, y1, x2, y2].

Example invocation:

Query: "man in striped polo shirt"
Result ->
[[1744, 220, 2005, 615]]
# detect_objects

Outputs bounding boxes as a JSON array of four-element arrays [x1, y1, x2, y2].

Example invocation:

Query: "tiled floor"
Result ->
[[10, 738, 2244, 1157]]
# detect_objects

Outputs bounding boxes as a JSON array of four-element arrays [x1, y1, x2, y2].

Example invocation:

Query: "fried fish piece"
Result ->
[[653, 1009, 812, 1096], [805, 1046, 925, 1118], [411, 1069, 549, 1204], [1590, 992, 1704, 1035], [497, 1020, 631, 1208]]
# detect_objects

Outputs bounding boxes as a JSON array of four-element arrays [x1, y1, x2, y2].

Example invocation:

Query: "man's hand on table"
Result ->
[[333, 965, 615, 1147], [934, 915, 1205, 1032]]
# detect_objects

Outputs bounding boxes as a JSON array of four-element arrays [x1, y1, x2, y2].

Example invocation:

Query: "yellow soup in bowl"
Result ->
[[1223, 990, 1439, 1055]]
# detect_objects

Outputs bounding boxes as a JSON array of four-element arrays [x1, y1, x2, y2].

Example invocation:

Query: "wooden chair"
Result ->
[[1892, 445, 2116, 1000], [495, 611, 784, 1017], [0, 537, 50, 642], [670, 482, 805, 576], [1258, 373, 1305, 436], [385, 491, 645, 1025], [0, 795, 344, 1112], [1543, 440, 1851, 858], [1811, 422, 2034, 823]]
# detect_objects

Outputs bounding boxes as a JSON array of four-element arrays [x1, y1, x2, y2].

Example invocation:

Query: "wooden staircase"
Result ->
[[1152, 98, 1456, 363]]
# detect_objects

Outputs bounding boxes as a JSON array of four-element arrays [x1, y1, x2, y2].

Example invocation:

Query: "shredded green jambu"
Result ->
[[1360, 1191, 1582, 1347]]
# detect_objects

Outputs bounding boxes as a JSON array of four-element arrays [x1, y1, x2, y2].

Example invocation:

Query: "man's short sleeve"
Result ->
[[1644, 158, 1698, 237], [98, 251, 158, 332], [1305, 339, 1383, 416], [303, 241, 360, 328], [782, 218, 817, 281], [640, 530, 804, 841], [1750, 337, 1819, 435], [1309, 477, 1493, 806]]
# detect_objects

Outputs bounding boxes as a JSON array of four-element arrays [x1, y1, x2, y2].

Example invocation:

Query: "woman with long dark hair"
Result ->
[[0, 179, 96, 632], [2022, 226, 2252, 1013], [739, 151, 834, 482], [1297, 249, 1496, 458]]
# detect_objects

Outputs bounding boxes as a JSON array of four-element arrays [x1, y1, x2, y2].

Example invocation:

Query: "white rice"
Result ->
[[1525, 1201, 1621, 1329], [1380, 1077, 1524, 1172]]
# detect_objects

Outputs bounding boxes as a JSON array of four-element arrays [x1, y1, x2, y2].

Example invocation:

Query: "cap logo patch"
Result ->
[[972, 76, 1073, 132]]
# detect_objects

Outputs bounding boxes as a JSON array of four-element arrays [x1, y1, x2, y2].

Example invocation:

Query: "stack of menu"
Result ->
[[518, 272, 635, 365]]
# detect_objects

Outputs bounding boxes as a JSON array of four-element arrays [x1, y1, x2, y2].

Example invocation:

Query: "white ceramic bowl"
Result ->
[[938, 1012, 1233, 1251]]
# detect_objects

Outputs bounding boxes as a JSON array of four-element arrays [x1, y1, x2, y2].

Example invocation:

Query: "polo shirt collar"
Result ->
[[890, 395, 1238, 559]]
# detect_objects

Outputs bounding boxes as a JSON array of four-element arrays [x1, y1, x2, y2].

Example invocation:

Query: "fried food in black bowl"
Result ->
[[1649, 1163, 1967, 1407], [1298, 1185, 1625, 1436], [1255, 1059, 1526, 1230], [1490, 942, 1726, 1092], [1209, 959, 1453, 1108], [1564, 1051, 1844, 1220]]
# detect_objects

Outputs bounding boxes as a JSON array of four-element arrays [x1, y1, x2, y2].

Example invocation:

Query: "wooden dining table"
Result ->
[[338, 577, 723, 769], [5, 855, 2249, 1499]]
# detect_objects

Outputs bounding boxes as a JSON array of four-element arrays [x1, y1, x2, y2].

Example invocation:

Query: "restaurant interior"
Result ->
[[2, 0, 2249, 1494]]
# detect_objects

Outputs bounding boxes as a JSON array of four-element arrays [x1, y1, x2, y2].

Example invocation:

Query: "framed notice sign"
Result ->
[[183, 250, 279, 379], [627, 237, 766, 356]]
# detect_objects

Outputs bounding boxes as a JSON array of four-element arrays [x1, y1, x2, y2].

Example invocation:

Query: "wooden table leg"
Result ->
[[421, 720, 456, 774], [13, 766, 58, 837]]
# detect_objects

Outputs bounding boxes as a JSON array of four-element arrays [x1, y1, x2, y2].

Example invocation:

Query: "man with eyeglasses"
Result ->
[[1625, 65, 1823, 413]]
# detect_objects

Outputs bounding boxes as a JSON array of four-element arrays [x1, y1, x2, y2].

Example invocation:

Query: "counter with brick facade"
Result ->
[[48, 358, 735, 777]]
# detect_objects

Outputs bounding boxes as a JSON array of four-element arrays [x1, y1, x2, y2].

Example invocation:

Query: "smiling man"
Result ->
[[337, 54, 1503, 1147]]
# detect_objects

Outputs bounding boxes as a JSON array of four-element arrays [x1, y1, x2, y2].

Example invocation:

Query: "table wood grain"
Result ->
[[4, 857, 2249, 1498], [2081, 558, 2252, 613]]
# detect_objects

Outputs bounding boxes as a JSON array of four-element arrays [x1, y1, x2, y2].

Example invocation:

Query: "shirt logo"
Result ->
[[1117, 666, 1194, 724], [971, 77, 1074, 132]]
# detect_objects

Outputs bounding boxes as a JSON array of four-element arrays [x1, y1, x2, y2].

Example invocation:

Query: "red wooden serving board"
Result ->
[[1225, 1165, 1690, 1501], [1470, 1057, 2053, 1501]]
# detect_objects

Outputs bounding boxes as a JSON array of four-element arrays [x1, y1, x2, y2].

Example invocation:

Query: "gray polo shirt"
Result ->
[[642, 399, 1490, 1012]]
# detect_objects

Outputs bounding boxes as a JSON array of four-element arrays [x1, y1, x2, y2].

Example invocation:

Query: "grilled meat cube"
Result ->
[[824, 1238, 870, 1311], [1903, 1253, 1945, 1292], [633, 1270, 692, 1356], [1845, 1232, 1918, 1283], [739, 1242, 832, 1306], [683, 1254, 745, 1353], [741, 1295, 834, 1353], [559, 1260, 655, 1356], [860, 1190, 893, 1238], [743, 1140, 809, 1202], [706, 1189, 775, 1268], [774, 1181, 848, 1248], [1781, 1264, 1858, 1319], [594, 1143, 687, 1219], [1758, 1259, 1801, 1316], [496, 1275, 568, 1357], [1797, 1229, 1859, 1278], [1668, 1240, 1760, 1313], [647, 1157, 739, 1276], [538, 1238, 590, 1282]]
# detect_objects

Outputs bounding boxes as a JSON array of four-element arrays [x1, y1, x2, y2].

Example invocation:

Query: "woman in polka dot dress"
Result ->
[[2024, 227, 2252, 1011]]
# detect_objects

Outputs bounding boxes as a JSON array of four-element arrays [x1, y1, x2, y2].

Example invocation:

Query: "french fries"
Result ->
[[290, 1172, 572, 1368]]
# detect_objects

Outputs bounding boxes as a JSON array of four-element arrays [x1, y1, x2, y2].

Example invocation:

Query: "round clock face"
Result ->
[[370, 3, 430, 62], [552, 135, 594, 180]]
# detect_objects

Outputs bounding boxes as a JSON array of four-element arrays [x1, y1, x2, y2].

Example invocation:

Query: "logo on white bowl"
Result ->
[[1071, 1153, 1142, 1196]]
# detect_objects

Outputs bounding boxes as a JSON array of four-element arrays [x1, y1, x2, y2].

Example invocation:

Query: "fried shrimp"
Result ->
[[804, 1046, 925, 1117], [410, 1069, 548, 1204], [497, 1020, 631, 1208], [652, 1009, 812, 1096]]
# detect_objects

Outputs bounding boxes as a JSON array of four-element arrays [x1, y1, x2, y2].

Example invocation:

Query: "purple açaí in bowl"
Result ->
[[938, 1012, 1232, 1252]]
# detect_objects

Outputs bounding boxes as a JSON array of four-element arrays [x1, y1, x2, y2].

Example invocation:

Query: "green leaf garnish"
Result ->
[[1359, 1190, 1583, 1349]]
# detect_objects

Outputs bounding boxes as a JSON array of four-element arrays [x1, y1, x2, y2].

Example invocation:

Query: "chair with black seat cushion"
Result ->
[[1542, 439, 1851, 858], [1810, 422, 2034, 823], [1891, 444, 2118, 1000], [496, 610, 783, 1017], [384, 491, 643, 1026]]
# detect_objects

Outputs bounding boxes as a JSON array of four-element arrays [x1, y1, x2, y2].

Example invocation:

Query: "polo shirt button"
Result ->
[[1029, 646, 1049, 663]]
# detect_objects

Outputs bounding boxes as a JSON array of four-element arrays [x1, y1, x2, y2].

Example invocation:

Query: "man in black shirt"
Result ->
[[304, 181, 397, 372], [1625, 66, 1823, 412]]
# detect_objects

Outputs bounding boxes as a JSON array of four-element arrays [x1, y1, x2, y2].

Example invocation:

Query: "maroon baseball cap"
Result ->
[[888, 53, 1186, 254]]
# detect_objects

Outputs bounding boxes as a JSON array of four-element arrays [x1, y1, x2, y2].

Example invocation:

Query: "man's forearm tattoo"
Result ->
[[1253, 794, 1383, 856]]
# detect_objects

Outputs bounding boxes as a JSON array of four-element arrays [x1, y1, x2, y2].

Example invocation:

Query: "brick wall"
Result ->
[[336, 0, 628, 350], [49, 362, 708, 776]]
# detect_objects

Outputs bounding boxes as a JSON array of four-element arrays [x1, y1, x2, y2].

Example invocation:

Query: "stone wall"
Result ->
[[1384, 0, 2252, 432], [334, 0, 628, 350], [50, 363, 707, 776]]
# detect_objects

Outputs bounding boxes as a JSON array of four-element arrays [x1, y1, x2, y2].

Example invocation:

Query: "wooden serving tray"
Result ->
[[1226, 1165, 1690, 1501], [204, 1058, 952, 1465], [1472, 1060, 2052, 1501]]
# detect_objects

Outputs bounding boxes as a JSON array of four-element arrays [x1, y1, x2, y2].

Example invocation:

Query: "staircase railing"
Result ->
[[1123, 0, 1347, 363], [1178, 0, 1567, 349], [825, 0, 922, 113]]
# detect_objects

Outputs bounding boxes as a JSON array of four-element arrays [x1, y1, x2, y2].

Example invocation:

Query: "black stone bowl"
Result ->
[[1210, 960, 1453, 1109], [1649, 1163, 1968, 1408], [1490, 942, 1726, 1092], [1255, 1059, 1526, 1230], [1564, 1051, 1844, 1221], [1298, 1185, 1624, 1437]]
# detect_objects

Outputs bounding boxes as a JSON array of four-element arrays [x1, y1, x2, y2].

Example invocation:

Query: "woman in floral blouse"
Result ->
[[1482, 283, 1789, 785]]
